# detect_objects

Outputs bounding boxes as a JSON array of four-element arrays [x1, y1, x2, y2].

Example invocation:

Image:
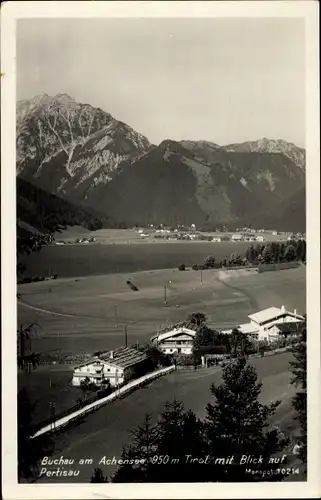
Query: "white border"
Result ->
[[1, 2, 320, 499]]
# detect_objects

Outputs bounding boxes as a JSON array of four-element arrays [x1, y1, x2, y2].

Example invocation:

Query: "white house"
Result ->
[[232, 234, 243, 241], [72, 347, 148, 387], [238, 305, 304, 341], [212, 237, 222, 242], [256, 236, 265, 242], [151, 322, 197, 355]]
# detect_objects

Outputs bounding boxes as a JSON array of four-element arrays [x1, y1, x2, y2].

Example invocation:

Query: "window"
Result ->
[[107, 368, 110, 372]]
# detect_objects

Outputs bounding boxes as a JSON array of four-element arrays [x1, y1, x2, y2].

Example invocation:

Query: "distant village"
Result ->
[[135, 223, 305, 243]]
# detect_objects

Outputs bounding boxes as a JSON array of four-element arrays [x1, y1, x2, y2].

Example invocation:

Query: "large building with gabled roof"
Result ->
[[72, 346, 149, 387]]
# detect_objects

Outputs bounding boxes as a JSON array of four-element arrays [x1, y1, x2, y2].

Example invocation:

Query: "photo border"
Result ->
[[1, 1, 320, 498]]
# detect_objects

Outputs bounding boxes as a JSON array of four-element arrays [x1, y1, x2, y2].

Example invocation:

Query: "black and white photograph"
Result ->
[[1, 1, 320, 499]]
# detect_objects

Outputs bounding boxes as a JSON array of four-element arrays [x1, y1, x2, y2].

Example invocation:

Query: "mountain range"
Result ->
[[16, 94, 306, 232]]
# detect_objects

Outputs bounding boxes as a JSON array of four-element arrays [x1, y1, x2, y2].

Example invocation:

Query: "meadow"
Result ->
[[17, 247, 305, 432], [18, 265, 306, 359]]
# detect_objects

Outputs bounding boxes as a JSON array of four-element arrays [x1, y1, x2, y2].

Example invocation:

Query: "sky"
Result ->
[[16, 18, 305, 147]]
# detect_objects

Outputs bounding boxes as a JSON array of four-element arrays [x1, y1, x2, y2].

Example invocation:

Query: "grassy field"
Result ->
[[34, 352, 303, 483], [18, 266, 306, 358], [18, 264, 305, 429]]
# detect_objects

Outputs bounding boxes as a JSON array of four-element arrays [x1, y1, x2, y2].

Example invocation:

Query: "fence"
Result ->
[[30, 365, 175, 439], [258, 262, 300, 273]]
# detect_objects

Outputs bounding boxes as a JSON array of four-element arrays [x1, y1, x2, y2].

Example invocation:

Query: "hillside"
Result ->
[[17, 94, 153, 201], [17, 177, 124, 236], [223, 138, 305, 171], [17, 94, 306, 231], [88, 139, 305, 229]]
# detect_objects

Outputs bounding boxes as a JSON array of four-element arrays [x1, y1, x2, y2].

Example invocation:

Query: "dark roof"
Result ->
[[99, 346, 148, 369], [269, 322, 303, 334]]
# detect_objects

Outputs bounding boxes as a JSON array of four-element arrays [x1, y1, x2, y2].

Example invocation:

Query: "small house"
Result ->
[[151, 321, 197, 355], [232, 234, 243, 242]]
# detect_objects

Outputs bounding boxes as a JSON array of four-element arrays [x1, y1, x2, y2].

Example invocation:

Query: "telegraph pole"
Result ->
[[164, 285, 167, 305], [200, 269, 203, 286], [125, 325, 128, 347]]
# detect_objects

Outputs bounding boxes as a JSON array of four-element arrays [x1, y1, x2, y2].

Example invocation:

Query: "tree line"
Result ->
[[178, 239, 306, 271]]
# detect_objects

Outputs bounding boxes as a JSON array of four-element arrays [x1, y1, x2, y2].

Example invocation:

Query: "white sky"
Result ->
[[16, 18, 305, 147]]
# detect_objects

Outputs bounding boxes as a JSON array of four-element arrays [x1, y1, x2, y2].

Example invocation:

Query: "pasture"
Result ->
[[18, 265, 306, 358], [17, 262, 305, 432]]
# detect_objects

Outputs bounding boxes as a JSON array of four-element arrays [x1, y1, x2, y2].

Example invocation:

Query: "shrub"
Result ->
[[178, 263, 186, 271], [192, 264, 199, 271], [173, 354, 195, 366]]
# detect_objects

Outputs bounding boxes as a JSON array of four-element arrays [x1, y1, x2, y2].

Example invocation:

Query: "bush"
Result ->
[[173, 354, 195, 366], [204, 255, 216, 269], [178, 263, 186, 271], [192, 264, 199, 271]]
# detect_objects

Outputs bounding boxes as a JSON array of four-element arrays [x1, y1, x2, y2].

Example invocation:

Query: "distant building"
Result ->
[[232, 234, 243, 241], [212, 237, 222, 242], [256, 236, 265, 242], [151, 322, 197, 355], [272, 231, 278, 236], [72, 347, 149, 388]]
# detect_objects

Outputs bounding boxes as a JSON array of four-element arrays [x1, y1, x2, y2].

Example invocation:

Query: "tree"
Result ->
[[17, 323, 40, 371], [284, 244, 297, 262], [229, 328, 251, 358], [80, 377, 92, 400], [187, 312, 207, 327], [178, 263, 186, 271], [90, 468, 108, 483], [262, 244, 273, 264], [296, 239, 306, 262], [289, 323, 307, 467], [113, 414, 160, 482], [245, 245, 258, 264], [204, 255, 215, 269], [113, 403, 208, 483], [205, 357, 288, 481]]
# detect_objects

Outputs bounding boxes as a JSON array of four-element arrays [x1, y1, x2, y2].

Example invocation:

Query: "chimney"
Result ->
[[281, 305, 285, 313], [110, 350, 114, 360], [294, 309, 297, 316]]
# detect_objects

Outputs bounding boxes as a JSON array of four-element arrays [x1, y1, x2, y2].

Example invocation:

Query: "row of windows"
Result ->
[[86, 366, 120, 373]]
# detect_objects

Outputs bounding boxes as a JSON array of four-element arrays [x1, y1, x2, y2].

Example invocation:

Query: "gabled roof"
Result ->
[[156, 327, 196, 343], [99, 347, 148, 369], [248, 307, 304, 325], [150, 320, 197, 342], [74, 347, 147, 371]]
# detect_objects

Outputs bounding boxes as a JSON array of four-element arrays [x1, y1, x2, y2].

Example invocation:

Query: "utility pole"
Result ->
[[125, 325, 128, 347], [200, 269, 203, 286], [164, 285, 167, 305]]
